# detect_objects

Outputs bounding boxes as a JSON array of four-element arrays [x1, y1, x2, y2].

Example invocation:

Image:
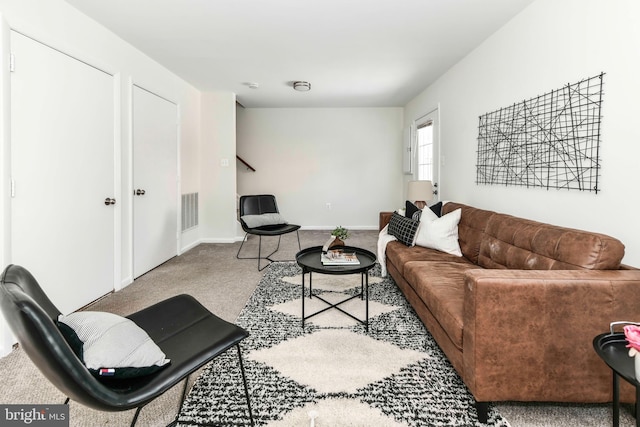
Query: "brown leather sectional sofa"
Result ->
[[380, 201, 640, 423]]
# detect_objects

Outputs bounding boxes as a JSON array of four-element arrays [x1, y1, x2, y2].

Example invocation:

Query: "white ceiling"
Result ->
[[63, 0, 534, 108]]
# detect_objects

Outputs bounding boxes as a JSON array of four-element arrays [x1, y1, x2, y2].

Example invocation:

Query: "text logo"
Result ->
[[0, 405, 68, 426]]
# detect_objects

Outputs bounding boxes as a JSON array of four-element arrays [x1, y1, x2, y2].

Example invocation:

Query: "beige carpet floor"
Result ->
[[0, 229, 635, 426]]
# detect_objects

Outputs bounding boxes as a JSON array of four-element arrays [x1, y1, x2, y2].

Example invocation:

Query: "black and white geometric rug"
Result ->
[[178, 262, 510, 426]]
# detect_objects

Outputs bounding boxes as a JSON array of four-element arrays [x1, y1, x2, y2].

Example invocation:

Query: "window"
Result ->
[[416, 121, 433, 181]]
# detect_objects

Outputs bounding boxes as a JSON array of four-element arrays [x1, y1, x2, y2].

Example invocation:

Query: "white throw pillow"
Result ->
[[58, 311, 170, 378], [241, 213, 288, 228], [414, 208, 462, 256]]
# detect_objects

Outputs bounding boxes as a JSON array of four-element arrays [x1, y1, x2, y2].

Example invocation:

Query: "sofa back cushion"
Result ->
[[478, 212, 625, 270], [442, 202, 495, 264]]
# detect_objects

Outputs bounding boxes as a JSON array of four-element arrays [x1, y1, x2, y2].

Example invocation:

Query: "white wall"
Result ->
[[237, 108, 403, 230], [177, 87, 202, 251], [0, 13, 11, 355], [404, 0, 640, 266], [200, 92, 238, 242]]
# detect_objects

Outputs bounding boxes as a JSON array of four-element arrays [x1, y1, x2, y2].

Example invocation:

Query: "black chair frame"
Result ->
[[237, 194, 301, 271], [0, 264, 254, 427]]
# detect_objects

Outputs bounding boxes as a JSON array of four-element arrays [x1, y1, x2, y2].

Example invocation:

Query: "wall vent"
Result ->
[[181, 192, 198, 232]]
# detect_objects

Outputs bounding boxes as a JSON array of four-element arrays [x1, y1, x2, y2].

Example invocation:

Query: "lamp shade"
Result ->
[[407, 180, 433, 206]]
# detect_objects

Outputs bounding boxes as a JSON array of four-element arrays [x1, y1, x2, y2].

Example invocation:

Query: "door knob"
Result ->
[[104, 198, 116, 205], [135, 189, 146, 196]]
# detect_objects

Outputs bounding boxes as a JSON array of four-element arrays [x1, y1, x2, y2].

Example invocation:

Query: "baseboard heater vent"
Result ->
[[181, 192, 198, 232]]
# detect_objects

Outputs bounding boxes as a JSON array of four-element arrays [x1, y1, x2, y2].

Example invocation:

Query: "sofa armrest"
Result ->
[[379, 211, 393, 231], [462, 268, 640, 403]]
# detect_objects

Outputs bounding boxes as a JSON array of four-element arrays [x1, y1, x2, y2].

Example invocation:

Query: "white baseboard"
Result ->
[[180, 240, 201, 254], [119, 276, 133, 291], [300, 225, 379, 231], [199, 237, 244, 244], [184, 229, 376, 249]]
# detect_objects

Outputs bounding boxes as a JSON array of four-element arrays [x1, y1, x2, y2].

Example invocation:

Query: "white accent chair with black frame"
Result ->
[[237, 194, 301, 271]]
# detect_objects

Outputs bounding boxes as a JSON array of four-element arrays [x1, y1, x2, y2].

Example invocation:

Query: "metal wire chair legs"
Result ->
[[236, 230, 301, 271]]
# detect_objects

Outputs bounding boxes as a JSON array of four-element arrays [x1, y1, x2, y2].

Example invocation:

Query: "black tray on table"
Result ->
[[593, 324, 639, 387], [593, 322, 640, 427]]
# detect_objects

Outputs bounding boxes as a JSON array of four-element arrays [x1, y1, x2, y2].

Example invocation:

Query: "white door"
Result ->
[[132, 85, 178, 278], [414, 108, 440, 202], [11, 32, 115, 314]]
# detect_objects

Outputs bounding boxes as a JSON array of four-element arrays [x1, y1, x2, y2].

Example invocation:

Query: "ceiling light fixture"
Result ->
[[293, 81, 311, 92], [248, 82, 259, 89]]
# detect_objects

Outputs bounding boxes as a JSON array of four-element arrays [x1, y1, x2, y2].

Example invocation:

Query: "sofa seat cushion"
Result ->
[[479, 213, 625, 270], [403, 261, 479, 351], [386, 241, 472, 276]]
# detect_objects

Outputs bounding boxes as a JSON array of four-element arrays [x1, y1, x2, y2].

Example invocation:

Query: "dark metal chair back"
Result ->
[[239, 194, 279, 217], [237, 194, 301, 270]]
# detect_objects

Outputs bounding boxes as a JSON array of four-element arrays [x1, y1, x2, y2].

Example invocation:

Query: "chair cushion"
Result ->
[[241, 213, 288, 228], [58, 311, 170, 379]]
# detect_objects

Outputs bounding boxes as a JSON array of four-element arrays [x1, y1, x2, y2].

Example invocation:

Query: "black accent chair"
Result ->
[[237, 194, 301, 271], [0, 264, 254, 427]]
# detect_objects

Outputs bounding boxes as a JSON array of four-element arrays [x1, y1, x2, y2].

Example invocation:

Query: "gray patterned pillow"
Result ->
[[388, 212, 420, 246], [241, 213, 288, 228], [58, 311, 170, 379]]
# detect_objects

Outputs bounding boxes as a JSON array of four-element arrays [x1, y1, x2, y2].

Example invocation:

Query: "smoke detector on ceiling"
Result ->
[[293, 81, 311, 92]]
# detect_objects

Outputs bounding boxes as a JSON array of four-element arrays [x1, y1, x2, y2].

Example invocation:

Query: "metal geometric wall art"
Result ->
[[476, 73, 604, 193]]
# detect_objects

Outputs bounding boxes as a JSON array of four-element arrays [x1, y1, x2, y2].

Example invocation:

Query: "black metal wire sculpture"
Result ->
[[476, 73, 604, 193]]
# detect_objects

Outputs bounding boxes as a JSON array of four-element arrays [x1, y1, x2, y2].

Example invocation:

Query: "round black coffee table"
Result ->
[[593, 331, 640, 427], [295, 245, 376, 331]]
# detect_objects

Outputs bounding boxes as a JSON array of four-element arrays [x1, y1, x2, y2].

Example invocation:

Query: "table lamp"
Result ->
[[407, 180, 433, 209]]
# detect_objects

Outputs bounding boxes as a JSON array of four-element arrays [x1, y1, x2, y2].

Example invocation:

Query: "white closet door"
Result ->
[[132, 85, 178, 278], [11, 32, 116, 314]]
